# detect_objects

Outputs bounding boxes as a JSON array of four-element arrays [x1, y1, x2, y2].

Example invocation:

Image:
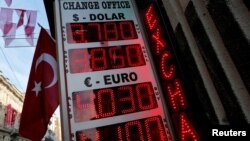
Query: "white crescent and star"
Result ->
[[32, 81, 41, 96], [32, 53, 57, 96]]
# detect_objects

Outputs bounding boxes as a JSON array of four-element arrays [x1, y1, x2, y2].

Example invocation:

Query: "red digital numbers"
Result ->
[[104, 22, 118, 41], [126, 45, 145, 67], [90, 45, 145, 71], [68, 49, 91, 73], [97, 89, 116, 117], [90, 48, 108, 71], [67, 21, 138, 43], [67, 23, 86, 43], [69, 44, 145, 73], [88, 23, 102, 42], [125, 120, 144, 141], [136, 83, 155, 110], [120, 21, 137, 40], [118, 86, 135, 113], [76, 116, 167, 141], [109, 46, 126, 69], [73, 82, 157, 122]]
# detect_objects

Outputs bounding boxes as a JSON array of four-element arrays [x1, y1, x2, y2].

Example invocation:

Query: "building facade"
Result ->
[[0, 73, 27, 141], [43, 114, 62, 141], [0, 73, 61, 140]]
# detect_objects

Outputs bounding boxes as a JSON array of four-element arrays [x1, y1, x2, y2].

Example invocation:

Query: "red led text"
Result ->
[[145, 4, 200, 141], [66, 21, 137, 43], [68, 44, 146, 73], [73, 82, 158, 122], [77, 116, 167, 141]]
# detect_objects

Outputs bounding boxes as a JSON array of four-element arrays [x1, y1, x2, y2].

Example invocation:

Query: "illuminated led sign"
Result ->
[[144, 4, 200, 141], [55, 0, 175, 140], [68, 44, 145, 73], [66, 21, 138, 43]]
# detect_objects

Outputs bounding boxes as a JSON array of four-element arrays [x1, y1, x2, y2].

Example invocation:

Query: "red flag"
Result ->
[[0, 8, 14, 35], [3, 23, 17, 46], [4, 0, 12, 7], [25, 10, 37, 46], [0, 8, 17, 46], [25, 10, 37, 36], [19, 28, 59, 141], [17, 9, 26, 28]]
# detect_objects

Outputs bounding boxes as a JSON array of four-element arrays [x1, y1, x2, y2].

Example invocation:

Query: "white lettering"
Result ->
[[212, 129, 247, 137], [212, 129, 218, 136], [242, 131, 247, 136]]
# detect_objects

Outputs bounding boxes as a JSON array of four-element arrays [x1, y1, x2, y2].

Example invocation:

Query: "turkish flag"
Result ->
[[19, 28, 59, 141]]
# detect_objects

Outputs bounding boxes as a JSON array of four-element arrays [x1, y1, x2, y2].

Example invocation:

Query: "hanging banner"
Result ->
[[4, 0, 13, 7]]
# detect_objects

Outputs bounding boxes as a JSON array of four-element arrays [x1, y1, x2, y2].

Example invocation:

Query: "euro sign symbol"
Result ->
[[84, 77, 92, 87]]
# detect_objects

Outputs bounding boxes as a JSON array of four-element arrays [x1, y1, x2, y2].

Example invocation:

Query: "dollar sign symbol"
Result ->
[[73, 14, 79, 22]]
